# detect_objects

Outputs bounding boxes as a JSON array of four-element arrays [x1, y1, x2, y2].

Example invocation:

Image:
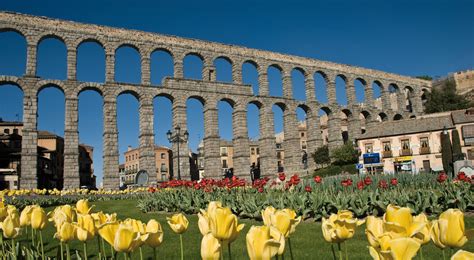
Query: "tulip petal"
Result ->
[[389, 237, 420, 260]]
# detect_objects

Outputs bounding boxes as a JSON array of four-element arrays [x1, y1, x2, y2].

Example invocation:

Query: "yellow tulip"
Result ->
[[145, 219, 164, 248], [76, 199, 94, 215], [431, 209, 472, 248], [48, 205, 76, 226], [31, 206, 47, 230], [269, 209, 301, 238], [198, 210, 210, 235], [246, 225, 283, 260], [383, 205, 426, 239], [54, 221, 76, 242], [0, 201, 7, 221], [0, 213, 21, 238], [98, 221, 120, 246], [261, 206, 276, 226], [123, 218, 147, 235], [207, 201, 223, 216], [19, 205, 35, 227], [91, 211, 117, 228], [451, 250, 474, 260], [167, 213, 189, 234], [76, 214, 96, 242], [412, 213, 430, 245], [369, 237, 420, 260], [209, 207, 245, 243], [201, 233, 221, 260], [365, 216, 384, 248], [322, 210, 365, 243], [7, 205, 18, 217], [113, 224, 147, 253]]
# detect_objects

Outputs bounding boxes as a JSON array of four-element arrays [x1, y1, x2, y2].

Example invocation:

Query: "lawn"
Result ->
[[18, 200, 474, 259]]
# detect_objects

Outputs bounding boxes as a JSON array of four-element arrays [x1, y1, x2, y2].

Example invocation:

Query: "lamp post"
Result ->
[[166, 125, 189, 180]]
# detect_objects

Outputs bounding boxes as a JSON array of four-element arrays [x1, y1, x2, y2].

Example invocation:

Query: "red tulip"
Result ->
[[278, 172, 286, 181], [378, 180, 388, 189], [314, 176, 322, 184], [305, 185, 312, 192], [363, 176, 372, 186], [390, 178, 398, 186], [357, 181, 364, 190], [437, 172, 448, 183]]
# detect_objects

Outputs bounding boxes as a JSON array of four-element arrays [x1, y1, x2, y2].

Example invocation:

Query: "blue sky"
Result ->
[[0, 0, 473, 184]]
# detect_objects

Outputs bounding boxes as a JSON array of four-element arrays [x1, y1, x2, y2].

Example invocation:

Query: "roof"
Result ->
[[358, 109, 474, 140], [38, 130, 63, 139], [0, 121, 23, 126]]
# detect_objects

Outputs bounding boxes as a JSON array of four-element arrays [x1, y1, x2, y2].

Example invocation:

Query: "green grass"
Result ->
[[12, 200, 474, 259]]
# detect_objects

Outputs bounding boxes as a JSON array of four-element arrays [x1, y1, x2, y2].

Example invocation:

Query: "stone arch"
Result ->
[[372, 80, 383, 109], [291, 67, 306, 101], [354, 78, 366, 103], [359, 110, 372, 134], [117, 89, 140, 100], [242, 60, 259, 95], [421, 88, 429, 109], [404, 86, 414, 112], [76, 40, 106, 83], [335, 74, 348, 105], [36, 81, 66, 95], [393, 114, 403, 121], [115, 44, 141, 84], [150, 48, 174, 85], [75, 38, 106, 49], [0, 81, 24, 122], [37, 33, 67, 46], [0, 27, 26, 37], [184, 53, 204, 80], [76, 83, 104, 97], [213, 56, 233, 83], [377, 112, 388, 122], [36, 35, 68, 80], [37, 83, 66, 138], [268, 64, 283, 97], [0, 30, 27, 76], [314, 71, 328, 104], [154, 92, 175, 103], [186, 95, 206, 106], [219, 97, 236, 108], [0, 76, 22, 90], [318, 106, 331, 145]]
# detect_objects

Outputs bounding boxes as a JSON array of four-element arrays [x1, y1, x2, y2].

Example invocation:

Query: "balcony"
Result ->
[[382, 150, 393, 158], [419, 146, 431, 155], [399, 149, 412, 156]]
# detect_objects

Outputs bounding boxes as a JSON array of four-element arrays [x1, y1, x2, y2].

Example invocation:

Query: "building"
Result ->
[[122, 145, 173, 185], [432, 70, 474, 100], [356, 109, 474, 174], [0, 120, 96, 189]]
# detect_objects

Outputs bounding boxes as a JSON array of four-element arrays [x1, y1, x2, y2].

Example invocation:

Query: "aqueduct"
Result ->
[[0, 12, 431, 189]]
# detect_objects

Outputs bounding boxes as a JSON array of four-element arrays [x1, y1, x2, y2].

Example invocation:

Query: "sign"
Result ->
[[363, 153, 380, 164], [395, 156, 412, 162], [356, 163, 363, 169]]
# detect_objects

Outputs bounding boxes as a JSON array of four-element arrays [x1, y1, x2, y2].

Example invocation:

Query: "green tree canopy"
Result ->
[[424, 79, 472, 113], [312, 145, 330, 167], [330, 143, 359, 165]]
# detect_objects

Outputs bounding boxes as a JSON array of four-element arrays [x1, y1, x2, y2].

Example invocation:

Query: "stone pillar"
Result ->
[[203, 100, 221, 178], [347, 109, 361, 141], [327, 113, 343, 154], [397, 88, 406, 112], [305, 73, 316, 102], [26, 43, 37, 77], [20, 85, 38, 189], [381, 85, 391, 111], [232, 60, 242, 84], [412, 88, 423, 114], [232, 103, 250, 179], [258, 67, 269, 96], [203, 65, 216, 81], [346, 78, 356, 106], [173, 53, 184, 78], [327, 77, 337, 105], [282, 68, 293, 99], [283, 107, 302, 174], [139, 96, 157, 183], [365, 80, 374, 107], [67, 48, 77, 81], [305, 103, 323, 171], [259, 105, 277, 177], [172, 98, 190, 179], [102, 93, 120, 189], [63, 95, 80, 189], [141, 56, 151, 85], [105, 50, 115, 83]]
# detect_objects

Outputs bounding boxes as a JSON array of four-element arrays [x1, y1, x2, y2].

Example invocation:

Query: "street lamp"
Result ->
[[166, 125, 189, 180]]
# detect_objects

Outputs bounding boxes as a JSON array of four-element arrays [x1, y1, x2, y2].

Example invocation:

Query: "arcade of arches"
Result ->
[[0, 12, 431, 189]]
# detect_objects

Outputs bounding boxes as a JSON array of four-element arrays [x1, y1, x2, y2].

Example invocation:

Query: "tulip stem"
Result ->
[[39, 231, 45, 260], [153, 247, 157, 260], [344, 242, 348, 260], [110, 244, 115, 259], [11, 238, 16, 260], [337, 243, 342, 260], [220, 240, 224, 260], [83, 242, 88, 260], [442, 249, 446, 260], [60, 242, 64, 260], [139, 247, 144, 260], [288, 238, 294, 260], [180, 234, 184, 260], [101, 237, 107, 258], [331, 244, 337, 260], [66, 243, 71, 260], [228, 242, 232, 260], [419, 247, 423, 260]]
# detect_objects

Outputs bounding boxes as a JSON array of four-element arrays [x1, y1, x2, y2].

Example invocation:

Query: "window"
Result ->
[[161, 153, 165, 159], [462, 125, 474, 145], [420, 137, 429, 148], [4, 129, 9, 134], [277, 151, 283, 159], [365, 143, 373, 153], [301, 132, 305, 137], [13, 129, 18, 134], [276, 143, 282, 149], [220, 147, 227, 156], [251, 148, 255, 155], [222, 159, 227, 169], [401, 139, 410, 150], [468, 149, 474, 160], [256, 148, 260, 155], [383, 141, 391, 151], [301, 141, 307, 150], [160, 163, 167, 172]]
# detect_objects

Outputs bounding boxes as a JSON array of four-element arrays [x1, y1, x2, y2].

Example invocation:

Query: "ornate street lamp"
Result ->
[[166, 125, 189, 180]]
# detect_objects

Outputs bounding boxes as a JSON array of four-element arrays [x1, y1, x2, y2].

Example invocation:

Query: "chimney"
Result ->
[[127, 145, 132, 151]]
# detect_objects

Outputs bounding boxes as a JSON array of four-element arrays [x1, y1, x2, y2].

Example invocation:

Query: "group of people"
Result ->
[[222, 163, 261, 183]]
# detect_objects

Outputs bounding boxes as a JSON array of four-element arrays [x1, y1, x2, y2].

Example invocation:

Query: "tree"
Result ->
[[424, 79, 472, 113], [440, 131, 453, 175], [451, 129, 464, 161], [312, 145, 330, 168], [330, 143, 359, 165]]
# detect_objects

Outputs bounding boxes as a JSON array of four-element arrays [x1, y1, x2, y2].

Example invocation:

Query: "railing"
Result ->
[[400, 149, 412, 156], [382, 150, 393, 158], [419, 147, 431, 155]]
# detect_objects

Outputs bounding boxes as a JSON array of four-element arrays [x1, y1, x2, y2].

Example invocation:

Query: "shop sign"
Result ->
[[395, 156, 412, 162], [363, 153, 380, 164]]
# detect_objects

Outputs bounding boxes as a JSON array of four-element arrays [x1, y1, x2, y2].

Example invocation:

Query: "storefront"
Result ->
[[363, 153, 384, 174], [394, 156, 414, 174]]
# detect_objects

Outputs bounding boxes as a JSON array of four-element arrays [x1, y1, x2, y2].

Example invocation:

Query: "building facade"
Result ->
[[356, 109, 474, 174], [123, 145, 173, 185], [432, 70, 474, 100]]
